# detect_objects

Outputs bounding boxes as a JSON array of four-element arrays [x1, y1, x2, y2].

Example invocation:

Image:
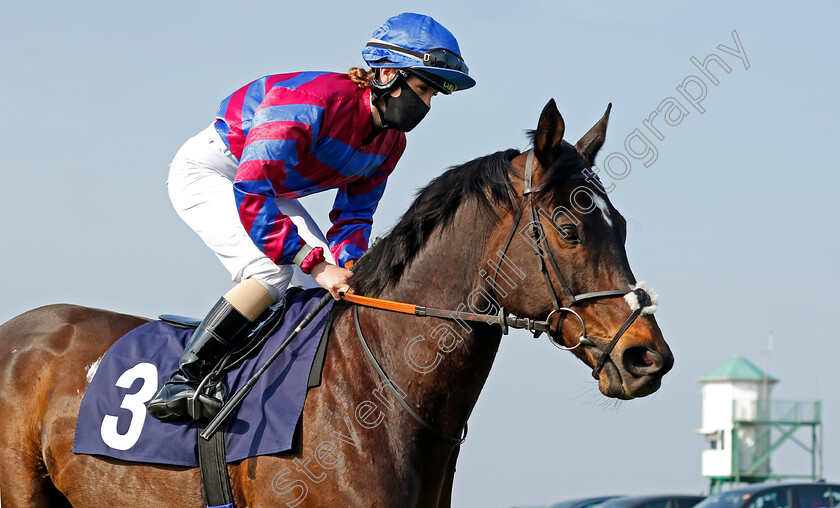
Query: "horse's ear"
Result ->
[[575, 103, 612, 165], [534, 99, 565, 168]]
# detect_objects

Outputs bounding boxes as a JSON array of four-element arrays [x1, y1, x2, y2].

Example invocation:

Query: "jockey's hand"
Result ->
[[310, 261, 353, 300]]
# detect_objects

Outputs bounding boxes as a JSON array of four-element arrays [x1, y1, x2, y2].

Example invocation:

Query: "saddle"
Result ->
[[159, 290, 293, 420]]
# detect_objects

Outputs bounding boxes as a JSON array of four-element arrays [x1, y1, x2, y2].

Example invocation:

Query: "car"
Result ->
[[549, 496, 626, 508], [692, 483, 840, 508], [594, 494, 706, 508], [510, 497, 623, 508]]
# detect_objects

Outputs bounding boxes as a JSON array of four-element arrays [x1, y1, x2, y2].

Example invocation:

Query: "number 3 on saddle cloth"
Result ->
[[72, 288, 334, 467]]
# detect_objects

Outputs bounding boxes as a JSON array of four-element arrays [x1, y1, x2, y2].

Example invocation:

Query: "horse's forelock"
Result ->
[[535, 141, 590, 204]]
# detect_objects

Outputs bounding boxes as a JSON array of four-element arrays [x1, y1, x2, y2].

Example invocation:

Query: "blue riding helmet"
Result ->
[[362, 12, 476, 95]]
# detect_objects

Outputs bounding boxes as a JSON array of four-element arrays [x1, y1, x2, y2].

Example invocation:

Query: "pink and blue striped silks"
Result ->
[[215, 72, 406, 268]]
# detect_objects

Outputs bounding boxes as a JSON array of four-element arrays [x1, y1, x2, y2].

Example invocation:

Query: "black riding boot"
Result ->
[[148, 298, 251, 422]]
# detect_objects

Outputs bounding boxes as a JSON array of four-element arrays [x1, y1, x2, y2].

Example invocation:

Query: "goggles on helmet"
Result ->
[[365, 41, 469, 74], [421, 48, 469, 73]]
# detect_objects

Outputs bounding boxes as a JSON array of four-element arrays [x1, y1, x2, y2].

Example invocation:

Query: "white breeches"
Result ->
[[166, 124, 335, 300]]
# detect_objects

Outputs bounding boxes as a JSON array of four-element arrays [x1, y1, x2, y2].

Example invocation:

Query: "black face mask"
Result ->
[[376, 80, 430, 132]]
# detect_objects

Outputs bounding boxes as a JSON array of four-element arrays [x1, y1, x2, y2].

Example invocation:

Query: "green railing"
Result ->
[[735, 399, 821, 423]]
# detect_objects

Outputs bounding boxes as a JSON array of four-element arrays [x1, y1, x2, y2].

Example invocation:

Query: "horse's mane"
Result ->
[[352, 149, 521, 296]]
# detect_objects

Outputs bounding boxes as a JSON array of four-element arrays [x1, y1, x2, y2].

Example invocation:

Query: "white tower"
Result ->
[[697, 355, 777, 486]]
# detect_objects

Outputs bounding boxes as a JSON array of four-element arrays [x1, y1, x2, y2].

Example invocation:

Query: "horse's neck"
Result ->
[[373, 200, 503, 440]]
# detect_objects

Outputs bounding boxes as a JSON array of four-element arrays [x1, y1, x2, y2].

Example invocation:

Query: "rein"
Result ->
[[344, 149, 657, 445], [343, 293, 551, 336], [351, 305, 467, 444]]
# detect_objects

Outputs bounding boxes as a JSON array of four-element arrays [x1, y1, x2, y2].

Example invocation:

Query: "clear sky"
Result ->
[[2, 1, 838, 506]]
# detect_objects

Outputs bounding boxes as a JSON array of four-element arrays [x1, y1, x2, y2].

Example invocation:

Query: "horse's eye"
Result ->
[[558, 225, 580, 244]]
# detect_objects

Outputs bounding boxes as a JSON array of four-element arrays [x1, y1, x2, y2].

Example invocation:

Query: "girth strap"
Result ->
[[197, 420, 234, 507]]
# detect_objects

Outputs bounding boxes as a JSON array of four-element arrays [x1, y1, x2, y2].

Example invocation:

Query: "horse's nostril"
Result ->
[[623, 346, 665, 376]]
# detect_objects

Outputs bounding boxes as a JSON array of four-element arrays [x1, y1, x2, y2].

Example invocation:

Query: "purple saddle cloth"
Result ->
[[72, 288, 332, 467]]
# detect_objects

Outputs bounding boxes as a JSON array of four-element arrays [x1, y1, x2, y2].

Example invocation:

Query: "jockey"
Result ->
[[148, 12, 475, 422]]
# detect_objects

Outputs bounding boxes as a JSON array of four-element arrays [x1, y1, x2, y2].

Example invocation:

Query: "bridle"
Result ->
[[345, 149, 657, 444], [495, 150, 657, 379]]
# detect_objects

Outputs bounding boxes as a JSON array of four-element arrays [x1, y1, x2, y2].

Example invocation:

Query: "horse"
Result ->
[[0, 100, 673, 507]]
